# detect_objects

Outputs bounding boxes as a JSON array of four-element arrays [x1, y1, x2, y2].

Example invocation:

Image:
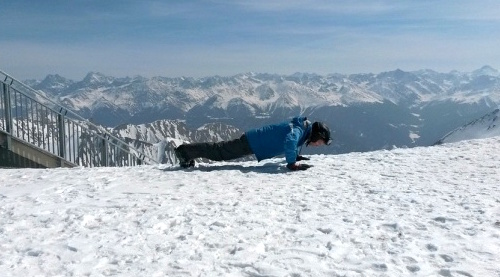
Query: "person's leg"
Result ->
[[176, 134, 253, 162]]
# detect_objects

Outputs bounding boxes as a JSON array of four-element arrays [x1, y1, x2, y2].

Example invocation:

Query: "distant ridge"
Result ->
[[435, 108, 500, 145]]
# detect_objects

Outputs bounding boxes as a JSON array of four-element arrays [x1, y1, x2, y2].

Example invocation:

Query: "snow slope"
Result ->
[[437, 108, 500, 144], [1, 137, 499, 276]]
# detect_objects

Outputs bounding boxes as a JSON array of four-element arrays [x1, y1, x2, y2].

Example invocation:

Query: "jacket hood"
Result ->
[[291, 116, 312, 147], [291, 116, 308, 128]]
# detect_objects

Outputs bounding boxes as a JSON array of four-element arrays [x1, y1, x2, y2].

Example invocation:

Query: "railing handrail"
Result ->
[[0, 69, 158, 166]]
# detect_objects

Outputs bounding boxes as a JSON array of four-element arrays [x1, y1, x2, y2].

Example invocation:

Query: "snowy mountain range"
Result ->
[[25, 66, 500, 155]]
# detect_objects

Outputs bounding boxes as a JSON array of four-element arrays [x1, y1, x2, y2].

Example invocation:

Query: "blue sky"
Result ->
[[2, 0, 500, 80]]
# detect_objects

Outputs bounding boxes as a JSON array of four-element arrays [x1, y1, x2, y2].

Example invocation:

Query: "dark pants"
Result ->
[[176, 134, 253, 161]]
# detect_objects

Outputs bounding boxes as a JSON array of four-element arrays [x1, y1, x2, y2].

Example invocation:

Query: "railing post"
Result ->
[[2, 83, 13, 150], [101, 136, 109, 166], [57, 113, 66, 161]]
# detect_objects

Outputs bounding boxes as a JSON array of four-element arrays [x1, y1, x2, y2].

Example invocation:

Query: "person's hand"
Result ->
[[296, 155, 310, 161], [287, 163, 313, 171]]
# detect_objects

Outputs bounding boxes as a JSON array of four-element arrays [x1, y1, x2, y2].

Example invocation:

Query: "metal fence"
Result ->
[[0, 70, 157, 167]]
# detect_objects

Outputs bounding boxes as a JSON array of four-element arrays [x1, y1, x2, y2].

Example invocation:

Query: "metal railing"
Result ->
[[0, 70, 157, 167]]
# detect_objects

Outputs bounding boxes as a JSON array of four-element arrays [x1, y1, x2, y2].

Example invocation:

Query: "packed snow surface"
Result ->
[[1, 138, 499, 276]]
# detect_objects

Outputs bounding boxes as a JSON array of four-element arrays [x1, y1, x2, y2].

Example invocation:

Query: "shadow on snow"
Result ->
[[161, 162, 287, 174]]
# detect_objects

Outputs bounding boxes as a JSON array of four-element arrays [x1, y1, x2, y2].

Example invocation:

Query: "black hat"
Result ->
[[309, 122, 332, 145]]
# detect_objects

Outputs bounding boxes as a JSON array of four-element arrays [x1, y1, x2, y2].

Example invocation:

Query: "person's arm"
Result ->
[[284, 128, 313, 171]]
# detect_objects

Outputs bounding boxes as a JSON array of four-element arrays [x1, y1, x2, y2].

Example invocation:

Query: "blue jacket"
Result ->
[[245, 116, 312, 164]]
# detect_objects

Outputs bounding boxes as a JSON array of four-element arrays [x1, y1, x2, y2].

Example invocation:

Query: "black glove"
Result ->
[[296, 155, 310, 161], [287, 163, 313, 171]]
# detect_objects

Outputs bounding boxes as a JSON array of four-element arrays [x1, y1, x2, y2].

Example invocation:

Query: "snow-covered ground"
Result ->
[[1, 137, 499, 277]]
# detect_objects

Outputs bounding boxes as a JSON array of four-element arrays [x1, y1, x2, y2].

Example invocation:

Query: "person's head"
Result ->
[[307, 121, 332, 146]]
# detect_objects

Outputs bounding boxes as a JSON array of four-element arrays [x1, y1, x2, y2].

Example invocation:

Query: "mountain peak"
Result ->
[[43, 74, 67, 82], [82, 72, 113, 84], [36, 74, 74, 94], [472, 65, 498, 77], [377, 68, 415, 81]]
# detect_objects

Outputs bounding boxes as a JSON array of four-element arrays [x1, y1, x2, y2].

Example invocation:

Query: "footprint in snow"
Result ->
[[439, 254, 454, 262], [402, 256, 420, 273], [433, 216, 457, 223], [317, 227, 333, 234], [426, 243, 438, 252]]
